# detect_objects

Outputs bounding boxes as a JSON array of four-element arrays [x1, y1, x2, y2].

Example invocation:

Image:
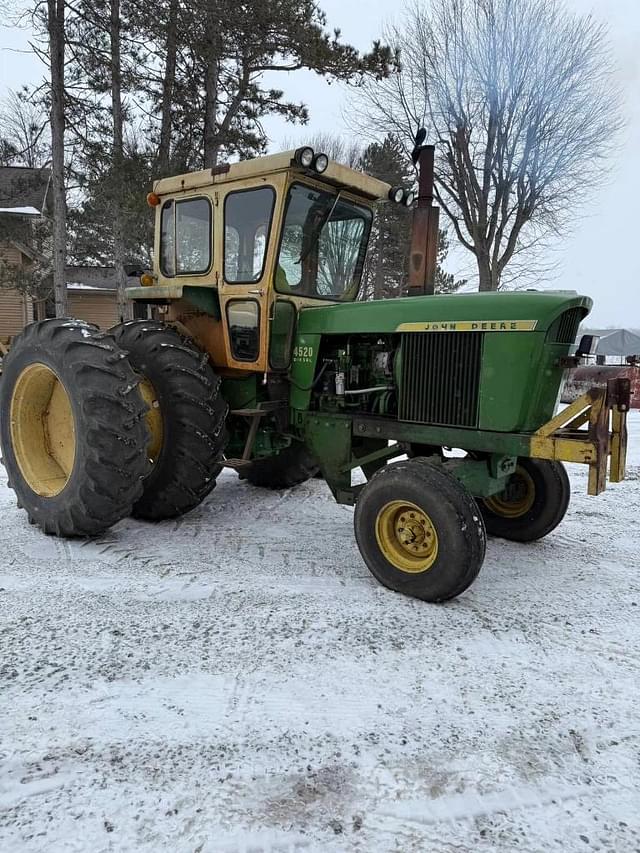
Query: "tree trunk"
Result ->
[[47, 0, 67, 317], [158, 0, 178, 175], [110, 0, 130, 321], [477, 252, 498, 292], [203, 13, 220, 169], [203, 57, 219, 168]]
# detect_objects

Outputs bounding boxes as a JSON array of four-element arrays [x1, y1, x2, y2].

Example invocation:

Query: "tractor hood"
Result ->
[[297, 291, 592, 336]]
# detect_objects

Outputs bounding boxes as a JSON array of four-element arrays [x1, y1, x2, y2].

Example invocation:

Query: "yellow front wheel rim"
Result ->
[[483, 466, 536, 519], [375, 500, 439, 573], [10, 363, 76, 497]]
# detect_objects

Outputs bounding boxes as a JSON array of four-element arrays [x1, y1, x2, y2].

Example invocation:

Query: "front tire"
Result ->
[[479, 458, 570, 542], [354, 458, 486, 602], [0, 319, 149, 536], [110, 321, 228, 520]]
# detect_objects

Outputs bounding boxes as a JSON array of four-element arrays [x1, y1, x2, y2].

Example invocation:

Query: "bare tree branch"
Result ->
[[348, 0, 622, 290]]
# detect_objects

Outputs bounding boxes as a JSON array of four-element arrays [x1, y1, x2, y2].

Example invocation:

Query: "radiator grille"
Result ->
[[399, 332, 483, 426], [548, 308, 584, 344]]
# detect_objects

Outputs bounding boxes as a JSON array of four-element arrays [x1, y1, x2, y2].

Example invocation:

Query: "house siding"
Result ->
[[0, 244, 23, 266], [68, 292, 119, 329], [0, 289, 33, 337]]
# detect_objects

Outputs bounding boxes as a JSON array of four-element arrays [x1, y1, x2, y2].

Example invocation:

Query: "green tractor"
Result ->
[[0, 141, 631, 602]]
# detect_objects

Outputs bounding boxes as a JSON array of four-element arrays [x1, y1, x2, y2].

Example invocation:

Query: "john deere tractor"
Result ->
[[0, 140, 631, 602]]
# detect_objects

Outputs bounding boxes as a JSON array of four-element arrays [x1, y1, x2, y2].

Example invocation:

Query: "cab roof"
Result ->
[[152, 150, 392, 202]]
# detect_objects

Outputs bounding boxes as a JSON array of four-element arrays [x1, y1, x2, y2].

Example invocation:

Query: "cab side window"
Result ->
[[224, 187, 275, 283], [160, 197, 211, 277]]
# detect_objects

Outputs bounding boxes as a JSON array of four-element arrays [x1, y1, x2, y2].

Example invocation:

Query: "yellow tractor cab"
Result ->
[[128, 147, 410, 374]]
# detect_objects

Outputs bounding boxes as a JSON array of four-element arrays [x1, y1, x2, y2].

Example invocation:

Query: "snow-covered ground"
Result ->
[[1, 414, 639, 853]]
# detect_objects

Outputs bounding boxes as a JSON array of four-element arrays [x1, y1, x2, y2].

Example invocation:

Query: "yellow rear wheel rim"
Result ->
[[375, 500, 439, 573], [137, 377, 163, 465], [483, 466, 536, 518], [10, 363, 76, 497]]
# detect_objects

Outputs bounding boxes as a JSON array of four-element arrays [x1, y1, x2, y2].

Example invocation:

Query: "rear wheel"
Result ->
[[0, 319, 149, 536], [243, 441, 319, 489], [354, 458, 486, 602], [110, 321, 228, 520], [480, 458, 570, 542]]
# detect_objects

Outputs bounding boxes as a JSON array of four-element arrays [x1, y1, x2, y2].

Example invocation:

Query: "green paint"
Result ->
[[300, 412, 516, 504], [296, 291, 591, 335], [221, 374, 259, 410], [269, 300, 296, 369], [289, 332, 322, 410], [291, 290, 590, 435], [349, 415, 532, 457], [183, 286, 220, 318]]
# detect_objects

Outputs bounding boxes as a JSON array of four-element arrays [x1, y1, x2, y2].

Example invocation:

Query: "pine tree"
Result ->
[[136, 0, 397, 171]]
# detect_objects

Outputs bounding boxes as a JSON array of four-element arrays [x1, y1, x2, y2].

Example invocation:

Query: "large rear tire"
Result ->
[[354, 458, 486, 602], [479, 458, 570, 542], [0, 319, 149, 537], [110, 321, 227, 520], [243, 441, 319, 489]]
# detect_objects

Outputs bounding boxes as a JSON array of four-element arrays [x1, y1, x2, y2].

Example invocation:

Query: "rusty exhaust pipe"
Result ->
[[408, 134, 439, 296]]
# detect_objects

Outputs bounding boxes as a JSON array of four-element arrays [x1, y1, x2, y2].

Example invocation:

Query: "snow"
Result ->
[[66, 283, 117, 292], [0, 207, 41, 216], [1, 413, 639, 852]]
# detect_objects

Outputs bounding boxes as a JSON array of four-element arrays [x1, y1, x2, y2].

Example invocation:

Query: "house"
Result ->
[[66, 266, 147, 328], [1, 166, 147, 338], [0, 166, 51, 338], [578, 327, 640, 364]]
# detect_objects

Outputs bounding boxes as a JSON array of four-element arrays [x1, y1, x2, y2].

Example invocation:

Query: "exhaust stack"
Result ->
[[408, 133, 440, 296]]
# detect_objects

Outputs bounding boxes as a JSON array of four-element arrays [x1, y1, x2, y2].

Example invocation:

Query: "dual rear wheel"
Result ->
[[1, 319, 571, 604], [0, 319, 227, 537]]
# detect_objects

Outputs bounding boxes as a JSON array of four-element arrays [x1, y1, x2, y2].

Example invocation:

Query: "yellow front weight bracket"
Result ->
[[530, 378, 631, 496]]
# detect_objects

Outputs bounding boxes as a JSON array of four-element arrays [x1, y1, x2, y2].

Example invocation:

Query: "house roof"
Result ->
[[581, 328, 640, 357], [65, 265, 142, 291], [0, 167, 52, 215]]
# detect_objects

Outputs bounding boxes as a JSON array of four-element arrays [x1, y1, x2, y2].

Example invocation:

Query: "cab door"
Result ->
[[217, 178, 284, 372]]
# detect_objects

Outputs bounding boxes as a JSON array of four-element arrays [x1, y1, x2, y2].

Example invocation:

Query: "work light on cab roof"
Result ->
[[0, 130, 634, 606], [292, 146, 330, 175]]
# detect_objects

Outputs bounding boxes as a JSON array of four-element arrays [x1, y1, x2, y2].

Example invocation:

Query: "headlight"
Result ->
[[388, 186, 404, 204], [294, 146, 315, 168], [403, 189, 416, 207], [313, 153, 329, 174]]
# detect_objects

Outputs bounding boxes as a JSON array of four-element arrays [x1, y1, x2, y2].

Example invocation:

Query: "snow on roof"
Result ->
[[66, 282, 116, 292], [0, 206, 41, 216], [0, 167, 51, 212]]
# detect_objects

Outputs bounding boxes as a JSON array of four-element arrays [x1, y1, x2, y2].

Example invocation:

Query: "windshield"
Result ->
[[276, 183, 372, 301]]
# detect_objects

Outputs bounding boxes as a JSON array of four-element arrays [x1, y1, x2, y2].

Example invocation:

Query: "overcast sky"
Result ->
[[1, 0, 638, 327]]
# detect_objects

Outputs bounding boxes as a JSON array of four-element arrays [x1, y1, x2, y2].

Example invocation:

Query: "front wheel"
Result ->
[[480, 458, 570, 542], [354, 458, 486, 602]]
